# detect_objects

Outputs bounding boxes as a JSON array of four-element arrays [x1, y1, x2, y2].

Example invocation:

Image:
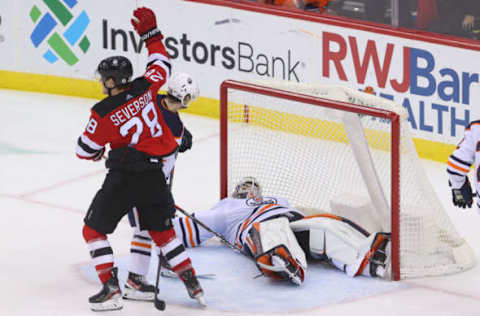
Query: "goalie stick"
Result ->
[[160, 268, 216, 279]]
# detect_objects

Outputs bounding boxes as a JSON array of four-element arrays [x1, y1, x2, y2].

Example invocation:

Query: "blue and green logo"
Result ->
[[30, 0, 90, 65]]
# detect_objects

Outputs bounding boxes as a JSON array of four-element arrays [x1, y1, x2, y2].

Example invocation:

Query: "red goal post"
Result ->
[[219, 79, 476, 281], [220, 79, 402, 280]]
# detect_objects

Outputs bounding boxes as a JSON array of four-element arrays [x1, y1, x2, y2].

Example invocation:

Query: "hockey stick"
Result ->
[[153, 254, 165, 310], [152, 167, 177, 311], [174, 204, 252, 260], [160, 269, 216, 279]]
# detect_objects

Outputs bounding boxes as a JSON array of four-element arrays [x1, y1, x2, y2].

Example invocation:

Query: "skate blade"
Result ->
[[90, 297, 123, 311], [194, 293, 206, 308], [122, 292, 155, 301], [160, 269, 177, 278], [122, 286, 155, 301]]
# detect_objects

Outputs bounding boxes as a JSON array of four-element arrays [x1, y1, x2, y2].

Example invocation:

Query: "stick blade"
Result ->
[[154, 297, 166, 311]]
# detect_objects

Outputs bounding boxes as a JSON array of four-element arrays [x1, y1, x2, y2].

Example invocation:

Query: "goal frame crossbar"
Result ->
[[219, 79, 401, 280]]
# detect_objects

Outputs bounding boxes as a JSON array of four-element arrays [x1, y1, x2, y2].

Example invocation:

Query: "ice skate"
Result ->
[[179, 268, 206, 307], [122, 272, 157, 301], [88, 267, 123, 312]]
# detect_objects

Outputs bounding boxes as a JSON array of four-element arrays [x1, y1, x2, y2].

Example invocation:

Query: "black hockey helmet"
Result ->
[[96, 56, 133, 89]]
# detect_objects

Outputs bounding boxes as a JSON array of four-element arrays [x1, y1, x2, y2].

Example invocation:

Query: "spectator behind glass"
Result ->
[[424, 0, 480, 39], [416, 0, 438, 30], [362, 0, 417, 27], [258, 0, 332, 13], [322, 0, 416, 27]]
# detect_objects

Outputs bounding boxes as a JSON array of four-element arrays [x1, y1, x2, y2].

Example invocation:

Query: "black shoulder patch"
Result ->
[[92, 97, 120, 118], [92, 77, 152, 118], [130, 77, 151, 94]]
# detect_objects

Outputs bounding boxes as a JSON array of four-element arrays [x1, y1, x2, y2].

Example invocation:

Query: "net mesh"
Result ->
[[223, 80, 475, 279]]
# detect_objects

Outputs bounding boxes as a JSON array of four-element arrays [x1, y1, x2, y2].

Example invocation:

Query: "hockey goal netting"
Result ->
[[219, 79, 475, 280]]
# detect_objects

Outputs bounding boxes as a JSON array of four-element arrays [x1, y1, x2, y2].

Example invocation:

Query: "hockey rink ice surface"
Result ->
[[1, 89, 480, 316]]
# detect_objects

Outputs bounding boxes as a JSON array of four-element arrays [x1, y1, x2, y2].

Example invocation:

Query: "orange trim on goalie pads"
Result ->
[[355, 234, 388, 276], [131, 241, 152, 249], [256, 247, 288, 280], [245, 236, 256, 254], [245, 222, 261, 255], [303, 213, 343, 221], [256, 246, 305, 282], [256, 253, 282, 280]]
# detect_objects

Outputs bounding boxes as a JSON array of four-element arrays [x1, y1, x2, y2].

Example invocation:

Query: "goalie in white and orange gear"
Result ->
[[127, 177, 392, 285]]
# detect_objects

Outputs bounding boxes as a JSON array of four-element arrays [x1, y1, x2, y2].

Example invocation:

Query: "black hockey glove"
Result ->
[[178, 128, 192, 153], [450, 178, 473, 209], [92, 147, 105, 162]]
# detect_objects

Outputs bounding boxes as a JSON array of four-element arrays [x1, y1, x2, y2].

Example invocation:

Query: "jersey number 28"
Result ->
[[119, 102, 163, 145]]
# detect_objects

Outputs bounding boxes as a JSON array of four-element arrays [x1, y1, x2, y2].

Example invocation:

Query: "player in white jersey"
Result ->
[[447, 121, 479, 209], [127, 177, 391, 287]]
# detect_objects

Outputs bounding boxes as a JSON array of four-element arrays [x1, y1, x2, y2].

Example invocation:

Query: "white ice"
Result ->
[[1, 89, 480, 316]]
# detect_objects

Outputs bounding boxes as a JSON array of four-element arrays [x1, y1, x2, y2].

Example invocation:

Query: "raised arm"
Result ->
[[131, 7, 171, 89]]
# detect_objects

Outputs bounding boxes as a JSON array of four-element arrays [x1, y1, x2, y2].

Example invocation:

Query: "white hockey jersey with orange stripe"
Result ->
[[447, 120, 480, 206], [173, 196, 304, 252]]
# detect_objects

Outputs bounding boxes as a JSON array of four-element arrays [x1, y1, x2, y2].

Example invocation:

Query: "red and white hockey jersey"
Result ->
[[447, 120, 480, 206], [76, 39, 174, 160]]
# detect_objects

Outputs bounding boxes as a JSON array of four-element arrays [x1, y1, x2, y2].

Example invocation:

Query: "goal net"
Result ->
[[219, 79, 475, 280]]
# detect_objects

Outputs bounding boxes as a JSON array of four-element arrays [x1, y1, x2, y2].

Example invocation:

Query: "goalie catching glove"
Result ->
[[450, 178, 473, 209]]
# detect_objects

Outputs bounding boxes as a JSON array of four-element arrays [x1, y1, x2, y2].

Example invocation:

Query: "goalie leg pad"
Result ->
[[246, 217, 307, 285], [290, 216, 370, 264], [342, 232, 391, 277], [290, 216, 391, 278]]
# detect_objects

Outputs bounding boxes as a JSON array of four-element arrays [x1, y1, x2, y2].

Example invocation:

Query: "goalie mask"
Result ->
[[167, 72, 200, 108], [232, 177, 262, 199]]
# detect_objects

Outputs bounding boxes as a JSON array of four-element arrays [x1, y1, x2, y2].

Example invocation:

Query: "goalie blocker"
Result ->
[[246, 215, 391, 285]]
